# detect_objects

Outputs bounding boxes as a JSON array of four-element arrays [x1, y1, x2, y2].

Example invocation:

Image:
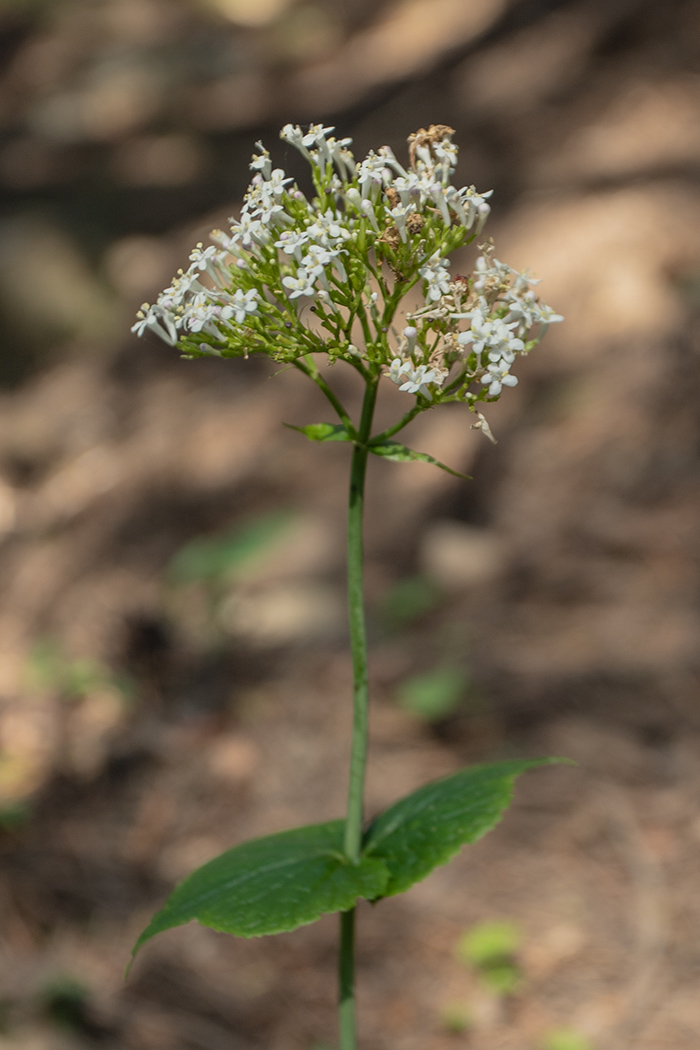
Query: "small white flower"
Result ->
[[131, 303, 179, 345], [357, 152, 389, 199], [230, 288, 260, 323], [232, 212, 270, 248], [475, 202, 491, 235], [303, 244, 348, 282], [504, 288, 540, 330], [537, 302, 564, 325], [378, 145, 408, 180], [184, 293, 229, 337], [461, 187, 493, 230], [511, 267, 540, 293], [328, 138, 355, 180], [389, 204, 409, 242], [430, 183, 452, 226], [459, 309, 523, 365], [393, 172, 424, 207], [188, 243, 227, 284], [388, 358, 412, 385], [249, 143, 271, 179], [433, 137, 458, 179], [267, 168, 293, 196], [419, 252, 451, 302], [360, 199, 380, 233], [275, 229, 310, 261], [280, 124, 311, 159], [159, 268, 206, 307], [399, 364, 442, 398], [307, 209, 351, 247], [282, 268, 317, 299], [301, 123, 335, 148], [245, 182, 288, 227], [480, 363, 518, 397]]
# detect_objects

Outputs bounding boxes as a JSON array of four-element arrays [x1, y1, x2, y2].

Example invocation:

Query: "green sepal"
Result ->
[[368, 440, 469, 478], [130, 821, 389, 967], [362, 758, 570, 899], [284, 422, 354, 442]]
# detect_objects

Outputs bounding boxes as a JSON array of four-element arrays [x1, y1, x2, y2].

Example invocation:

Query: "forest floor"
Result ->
[[1, 1, 700, 1048]]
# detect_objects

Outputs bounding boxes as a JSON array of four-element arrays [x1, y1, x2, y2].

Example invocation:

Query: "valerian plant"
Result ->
[[130, 123, 567, 1049]]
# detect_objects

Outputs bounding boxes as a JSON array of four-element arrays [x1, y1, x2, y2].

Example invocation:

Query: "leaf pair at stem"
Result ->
[[284, 421, 470, 479], [131, 758, 567, 963]]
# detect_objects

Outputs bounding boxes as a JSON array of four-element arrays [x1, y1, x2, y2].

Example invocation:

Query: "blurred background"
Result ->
[[1, 0, 700, 1048]]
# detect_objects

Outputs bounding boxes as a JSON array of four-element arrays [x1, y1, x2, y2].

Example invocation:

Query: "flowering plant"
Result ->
[[130, 124, 566, 1050]]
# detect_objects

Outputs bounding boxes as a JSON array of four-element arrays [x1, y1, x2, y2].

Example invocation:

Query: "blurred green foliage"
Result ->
[[41, 977, 89, 1032], [25, 639, 131, 702], [540, 1029, 593, 1050], [456, 920, 522, 995], [439, 1001, 473, 1034], [0, 800, 32, 832], [396, 665, 468, 721], [379, 574, 442, 628], [167, 510, 298, 589]]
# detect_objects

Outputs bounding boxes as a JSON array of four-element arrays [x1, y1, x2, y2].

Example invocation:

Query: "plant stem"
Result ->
[[293, 359, 356, 433], [339, 373, 379, 1050], [344, 375, 378, 861], [339, 909, 356, 1050]]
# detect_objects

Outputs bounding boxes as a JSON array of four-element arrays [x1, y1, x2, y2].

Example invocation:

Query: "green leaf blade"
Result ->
[[362, 758, 569, 898], [132, 821, 388, 962], [368, 441, 469, 478], [284, 422, 353, 442]]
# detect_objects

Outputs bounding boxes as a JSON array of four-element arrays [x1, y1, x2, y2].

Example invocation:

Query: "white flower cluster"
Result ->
[[133, 123, 561, 422]]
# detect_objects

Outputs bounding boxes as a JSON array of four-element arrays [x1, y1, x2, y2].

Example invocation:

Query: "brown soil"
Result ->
[[1, 2, 700, 1048]]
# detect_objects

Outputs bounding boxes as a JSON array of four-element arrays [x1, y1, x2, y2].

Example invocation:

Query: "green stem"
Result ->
[[344, 375, 378, 860], [293, 359, 356, 434], [339, 909, 356, 1050], [339, 373, 378, 1050]]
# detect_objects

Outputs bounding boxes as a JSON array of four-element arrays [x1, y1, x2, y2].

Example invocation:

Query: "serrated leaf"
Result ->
[[284, 422, 353, 442], [368, 441, 469, 478], [131, 821, 389, 963], [362, 759, 568, 898]]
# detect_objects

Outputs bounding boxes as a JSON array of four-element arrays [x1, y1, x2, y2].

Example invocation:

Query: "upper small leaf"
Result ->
[[132, 821, 389, 963], [368, 441, 469, 478], [362, 758, 568, 898], [284, 422, 353, 442]]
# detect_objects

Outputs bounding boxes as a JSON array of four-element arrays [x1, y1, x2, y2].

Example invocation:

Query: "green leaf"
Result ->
[[362, 759, 568, 898], [284, 422, 353, 442], [131, 821, 389, 963], [368, 441, 469, 478]]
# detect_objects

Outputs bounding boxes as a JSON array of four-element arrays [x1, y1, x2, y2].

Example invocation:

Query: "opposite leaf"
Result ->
[[132, 820, 388, 963], [284, 422, 353, 442], [368, 441, 469, 478], [362, 758, 567, 898]]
